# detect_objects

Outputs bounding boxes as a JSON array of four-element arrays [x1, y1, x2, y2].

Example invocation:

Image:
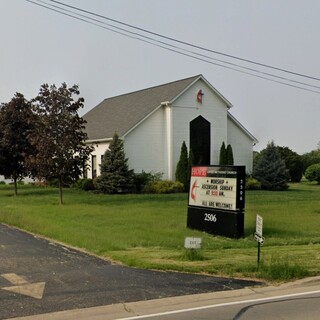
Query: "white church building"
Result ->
[[83, 75, 258, 180]]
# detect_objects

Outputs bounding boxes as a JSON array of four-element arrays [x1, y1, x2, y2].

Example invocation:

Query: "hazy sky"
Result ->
[[1, 0, 320, 154]]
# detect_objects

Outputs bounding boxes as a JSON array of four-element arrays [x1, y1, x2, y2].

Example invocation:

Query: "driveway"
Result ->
[[0, 224, 260, 319]]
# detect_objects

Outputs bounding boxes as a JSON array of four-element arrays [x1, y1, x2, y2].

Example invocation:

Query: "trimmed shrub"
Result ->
[[133, 171, 162, 193], [75, 178, 95, 191], [219, 142, 227, 165], [175, 141, 189, 191], [305, 163, 320, 184], [226, 144, 234, 165], [144, 180, 184, 194], [246, 177, 261, 190]]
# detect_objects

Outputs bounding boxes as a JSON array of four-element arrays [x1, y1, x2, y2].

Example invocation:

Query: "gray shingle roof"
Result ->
[[83, 75, 201, 141]]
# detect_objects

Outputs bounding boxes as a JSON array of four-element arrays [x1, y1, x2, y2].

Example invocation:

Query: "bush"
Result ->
[[133, 171, 163, 193], [75, 178, 95, 191], [305, 163, 320, 184], [144, 180, 184, 194], [246, 177, 261, 190], [0, 181, 6, 185]]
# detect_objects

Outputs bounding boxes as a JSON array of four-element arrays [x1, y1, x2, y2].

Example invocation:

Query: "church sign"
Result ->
[[187, 165, 245, 239]]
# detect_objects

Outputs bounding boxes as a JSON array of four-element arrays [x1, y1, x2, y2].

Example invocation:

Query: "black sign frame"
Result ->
[[187, 165, 246, 239]]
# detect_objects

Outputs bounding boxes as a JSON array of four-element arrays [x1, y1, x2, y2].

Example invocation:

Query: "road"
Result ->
[[0, 224, 259, 319], [9, 277, 320, 320], [119, 291, 320, 320]]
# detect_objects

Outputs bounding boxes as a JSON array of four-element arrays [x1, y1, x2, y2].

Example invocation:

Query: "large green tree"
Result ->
[[95, 133, 134, 194], [276, 146, 303, 182], [26, 83, 92, 204], [253, 141, 290, 191], [0, 93, 34, 195], [301, 149, 320, 173]]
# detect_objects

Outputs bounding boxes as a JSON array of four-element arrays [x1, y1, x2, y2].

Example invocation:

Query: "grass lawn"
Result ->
[[1, 181, 320, 282]]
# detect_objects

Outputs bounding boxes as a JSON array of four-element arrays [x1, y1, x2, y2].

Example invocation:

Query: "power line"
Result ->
[[47, 0, 320, 82], [25, 0, 320, 94]]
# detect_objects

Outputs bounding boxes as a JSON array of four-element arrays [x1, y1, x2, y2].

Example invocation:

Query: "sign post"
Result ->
[[254, 214, 264, 268], [187, 165, 245, 239]]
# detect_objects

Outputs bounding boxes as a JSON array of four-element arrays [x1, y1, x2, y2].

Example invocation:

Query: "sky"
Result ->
[[1, 0, 320, 155]]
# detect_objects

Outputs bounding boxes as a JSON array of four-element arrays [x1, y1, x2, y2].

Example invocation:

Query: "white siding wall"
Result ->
[[87, 142, 110, 178], [171, 79, 228, 177], [86, 78, 255, 181], [124, 107, 167, 177], [227, 116, 254, 173]]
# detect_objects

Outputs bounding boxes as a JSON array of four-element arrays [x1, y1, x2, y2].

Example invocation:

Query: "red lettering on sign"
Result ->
[[191, 167, 207, 177]]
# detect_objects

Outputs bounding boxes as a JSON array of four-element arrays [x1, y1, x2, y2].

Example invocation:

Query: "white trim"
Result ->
[[165, 103, 173, 180], [86, 138, 113, 144], [227, 111, 258, 143], [170, 75, 233, 109]]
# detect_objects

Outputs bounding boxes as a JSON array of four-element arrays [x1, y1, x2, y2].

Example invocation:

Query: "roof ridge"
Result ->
[[101, 74, 202, 102]]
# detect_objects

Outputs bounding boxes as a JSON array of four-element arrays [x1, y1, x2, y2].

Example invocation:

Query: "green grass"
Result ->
[[1, 182, 320, 282]]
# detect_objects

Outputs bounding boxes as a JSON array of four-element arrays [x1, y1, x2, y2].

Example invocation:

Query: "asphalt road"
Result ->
[[0, 224, 260, 319], [127, 291, 320, 320]]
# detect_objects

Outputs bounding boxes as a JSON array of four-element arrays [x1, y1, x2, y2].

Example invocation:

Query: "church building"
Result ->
[[83, 75, 258, 180]]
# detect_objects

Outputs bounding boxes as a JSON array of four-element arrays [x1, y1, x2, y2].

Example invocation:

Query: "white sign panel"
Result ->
[[256, 215, 263, 237], [184, 237, 202, 249], [188, 167, 239, 211]]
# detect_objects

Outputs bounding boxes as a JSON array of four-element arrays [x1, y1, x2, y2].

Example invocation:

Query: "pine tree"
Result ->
[[253, 141, 290, 191], [219, 142, 227, 165], [95, 133, 134, 194], [187, 148, 194, 183], [226, 144, 234, 165], [175, 141, 188, 191]]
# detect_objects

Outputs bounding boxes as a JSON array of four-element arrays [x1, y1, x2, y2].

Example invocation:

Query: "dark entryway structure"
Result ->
[[190, 116, 211, 165]]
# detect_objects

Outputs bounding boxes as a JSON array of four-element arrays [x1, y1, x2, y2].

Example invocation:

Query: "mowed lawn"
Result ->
[[1, 181, 320, 282]]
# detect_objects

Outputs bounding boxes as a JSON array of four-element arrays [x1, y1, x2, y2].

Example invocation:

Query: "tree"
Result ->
[[95, 133, 134, 194], [252, 141, 290, 191], [219, 142, 227, 165], [175, 141, 189, 191], [305, 163, 320, 184], [0, 93, 34, 195], [187, 148, 194, 191], [301, 149, 320, 173], [26, 83, 92, 204], [219, 142, 234, 165], [276, 146, 303, 182], [226, 144, 234, 165]]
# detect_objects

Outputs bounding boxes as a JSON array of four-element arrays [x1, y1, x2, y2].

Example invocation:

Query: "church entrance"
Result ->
[[189, 116, 211, 165]]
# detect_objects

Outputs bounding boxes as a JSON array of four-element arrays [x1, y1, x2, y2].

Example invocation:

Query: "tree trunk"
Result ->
[[13, 175, 18, 196], [58, 175, 63, 205]]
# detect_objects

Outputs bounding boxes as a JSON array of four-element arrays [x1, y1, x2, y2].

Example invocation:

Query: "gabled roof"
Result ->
[[84, 75, 231, 141], [227, 111, 258, 144]]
